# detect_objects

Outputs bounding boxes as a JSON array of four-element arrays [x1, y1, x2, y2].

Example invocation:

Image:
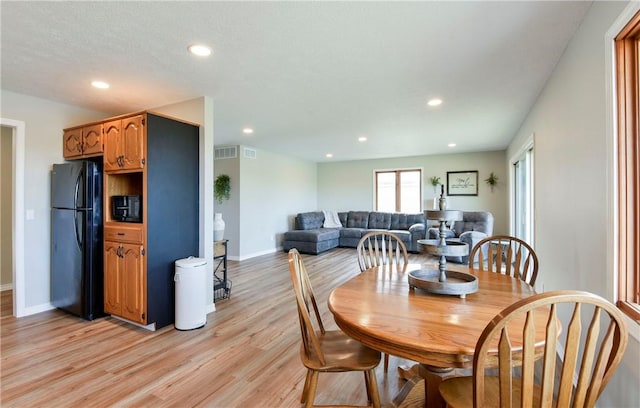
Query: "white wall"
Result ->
[[213, 149, 240, 258], [317, 150, 508, 234], [213, 145, 317, 260], [0, 89, 108, 311], [507, 2, 639, 406]]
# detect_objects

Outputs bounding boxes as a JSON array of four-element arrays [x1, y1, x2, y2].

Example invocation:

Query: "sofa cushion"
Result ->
[[388, 229, 411, 243], [368, 212, 392, 229], [285, 228, 340, 243], [452, 211, 494, 236], [340, 227, 367, 239], [391, 213, 425, 230], [347, 211, 369, 228], [295, 211, 325, 230]]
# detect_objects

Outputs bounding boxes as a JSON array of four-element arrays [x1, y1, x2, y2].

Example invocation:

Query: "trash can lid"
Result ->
[[175, 256, 207, 268]]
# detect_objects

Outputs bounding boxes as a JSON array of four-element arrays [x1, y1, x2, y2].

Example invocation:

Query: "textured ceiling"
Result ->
[[1, 1, 591, 162]]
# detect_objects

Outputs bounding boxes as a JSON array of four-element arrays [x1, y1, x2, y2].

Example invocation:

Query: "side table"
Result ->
[[213, 239, 232, 301]]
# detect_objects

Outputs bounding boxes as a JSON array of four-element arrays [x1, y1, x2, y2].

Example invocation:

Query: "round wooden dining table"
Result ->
[[328, 262, 539, 407]]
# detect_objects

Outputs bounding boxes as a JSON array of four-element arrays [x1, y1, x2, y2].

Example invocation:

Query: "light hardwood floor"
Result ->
[[1, 248, 432, 407]]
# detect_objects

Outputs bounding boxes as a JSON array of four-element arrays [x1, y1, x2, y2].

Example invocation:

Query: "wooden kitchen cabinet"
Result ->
[[101, 112, 199, 329], [63, 123, 103, 159], [66, 111, 199, 329], [104, 225, 146, 324], [103, 115, 145, 172]]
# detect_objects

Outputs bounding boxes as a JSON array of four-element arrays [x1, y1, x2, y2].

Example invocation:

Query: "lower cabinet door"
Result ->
[[121, 243, 146, 324], [104, 241, 122, 315], [104, 241, 146, 324]]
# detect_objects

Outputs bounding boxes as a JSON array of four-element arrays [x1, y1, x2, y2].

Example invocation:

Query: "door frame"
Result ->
[[1, 118, 25, 317]]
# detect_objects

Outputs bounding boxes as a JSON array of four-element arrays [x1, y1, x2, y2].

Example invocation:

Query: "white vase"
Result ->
[[214, 213, 226, 241]]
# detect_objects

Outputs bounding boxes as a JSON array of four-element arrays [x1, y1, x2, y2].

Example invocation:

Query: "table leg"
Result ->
[[397, 364, 457, 408]]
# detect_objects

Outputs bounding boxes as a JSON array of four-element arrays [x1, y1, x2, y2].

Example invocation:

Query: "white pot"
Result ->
[[214, 213, 226, 241]]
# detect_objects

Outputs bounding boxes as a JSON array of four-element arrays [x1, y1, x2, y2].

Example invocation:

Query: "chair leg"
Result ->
[[304, 370, 319, 408], [366, 368, 381, 408], [364, 371, 371, 403], [384, 353, 389, 373], [301, 369, 312, 404]]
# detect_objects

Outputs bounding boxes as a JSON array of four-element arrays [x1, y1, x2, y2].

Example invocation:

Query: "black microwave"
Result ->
[[111, 195, 142, 223]]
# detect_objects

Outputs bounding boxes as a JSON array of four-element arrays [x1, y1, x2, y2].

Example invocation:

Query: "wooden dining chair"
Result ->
[[356, 231, 408, 372], [357, 231, 409, 273], [439, 290, 629, 408], [288, 249, 382, 408], [469, 235, 539, 286]]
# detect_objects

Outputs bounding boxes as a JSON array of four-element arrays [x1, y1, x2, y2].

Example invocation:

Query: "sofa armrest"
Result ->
[[459, 231, 489, 262]]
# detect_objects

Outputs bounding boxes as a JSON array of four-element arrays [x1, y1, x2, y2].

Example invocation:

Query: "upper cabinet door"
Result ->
[[81, 124, 103, 157], [103, 120, 121, 172], [103, 115, 145, 172], [121, 115, 145, 171], [63, 128, 83, 159]]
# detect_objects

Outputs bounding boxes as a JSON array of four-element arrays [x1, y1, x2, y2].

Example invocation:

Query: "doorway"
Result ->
[[0, 118, 25, 317]]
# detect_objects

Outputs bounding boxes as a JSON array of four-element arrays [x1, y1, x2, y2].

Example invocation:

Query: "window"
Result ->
[[375, 169, 422, 213], [615, 10, 640, 321]]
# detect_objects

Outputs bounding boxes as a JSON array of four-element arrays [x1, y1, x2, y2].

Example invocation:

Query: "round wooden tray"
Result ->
[[408, 269, 478, 298], [417, 239, 469, 256]]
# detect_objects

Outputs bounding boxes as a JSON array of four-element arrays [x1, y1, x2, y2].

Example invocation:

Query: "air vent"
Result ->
[[243, 147, 257, 159], [215, 146, 237, 160]]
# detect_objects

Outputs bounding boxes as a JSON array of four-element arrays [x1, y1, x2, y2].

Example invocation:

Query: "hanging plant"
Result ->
[[485, 172, 499, 192], [429, 176, 441, 193], [214, 174, 231, 204]]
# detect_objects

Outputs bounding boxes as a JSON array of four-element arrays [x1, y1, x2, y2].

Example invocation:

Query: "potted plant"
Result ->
[[430, 176, 441, 193], [485, 172, 498, 192], [214, 174, 231, 204], [214, 174, 231, 241]]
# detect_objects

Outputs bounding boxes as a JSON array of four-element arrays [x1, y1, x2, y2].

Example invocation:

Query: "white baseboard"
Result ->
[[111, 315, 157, 331], [22, 302, 56, 317], [206, 303, 216, 314], [0, 283, 14, 292], [230, 246, 281, 261]]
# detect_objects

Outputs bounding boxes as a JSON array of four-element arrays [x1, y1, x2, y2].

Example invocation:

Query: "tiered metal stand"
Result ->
[[411, 209, 478, 299]]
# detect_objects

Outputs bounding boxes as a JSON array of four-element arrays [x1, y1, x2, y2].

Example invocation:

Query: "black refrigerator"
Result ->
[[51, 161, 104, 320]]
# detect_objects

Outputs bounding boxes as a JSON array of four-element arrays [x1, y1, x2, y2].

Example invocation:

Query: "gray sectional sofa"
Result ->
[[282, 211, 426, 255]]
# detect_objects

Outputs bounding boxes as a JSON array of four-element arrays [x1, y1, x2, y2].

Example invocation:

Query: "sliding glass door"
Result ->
[[513, 147, 534, 243]]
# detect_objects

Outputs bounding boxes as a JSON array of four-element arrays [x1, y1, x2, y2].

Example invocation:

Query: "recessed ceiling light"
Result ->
[[427, 98, 443, 107], [188, 44, 212, 57], [326, 153, 333, 158], [358, 136, 367, 142], [91, 80, 110, 89], [242, 128, 254, 134], [448, 143, 457, 148]]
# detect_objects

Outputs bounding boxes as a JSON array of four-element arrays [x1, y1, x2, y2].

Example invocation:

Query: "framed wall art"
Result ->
[[446, 171, 478, 196]]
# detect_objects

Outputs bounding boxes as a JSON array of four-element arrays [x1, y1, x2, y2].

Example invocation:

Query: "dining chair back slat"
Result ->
[[357, 231, 408, 272], [439, 290, 628, 408], [469, 235, 539, 286]]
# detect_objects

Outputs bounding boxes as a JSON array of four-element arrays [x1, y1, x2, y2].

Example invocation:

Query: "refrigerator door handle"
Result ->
[[74, 171, 82, 209], [74, 211, 83, 250]]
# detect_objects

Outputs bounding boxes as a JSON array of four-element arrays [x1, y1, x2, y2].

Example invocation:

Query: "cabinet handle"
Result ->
[[117, 232, 125, 236]]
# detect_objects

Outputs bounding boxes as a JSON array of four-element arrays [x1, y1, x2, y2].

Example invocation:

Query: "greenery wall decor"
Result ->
[[214, 174, 231, 204], [485, 172, 499, 192], [429, 176, 441, 193]]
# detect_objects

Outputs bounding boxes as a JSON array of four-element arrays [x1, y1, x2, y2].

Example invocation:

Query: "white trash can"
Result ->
[[174, 257, 207, 330]]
